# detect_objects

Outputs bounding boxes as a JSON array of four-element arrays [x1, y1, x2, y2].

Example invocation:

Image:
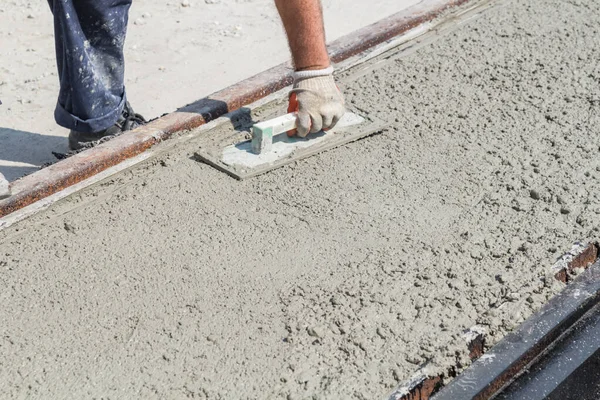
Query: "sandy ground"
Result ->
[[1, 0, 600, 398], [0, 0, 420, 181]]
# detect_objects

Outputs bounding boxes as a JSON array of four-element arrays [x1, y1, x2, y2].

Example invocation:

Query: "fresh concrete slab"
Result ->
[[1, 0, 599, 398]]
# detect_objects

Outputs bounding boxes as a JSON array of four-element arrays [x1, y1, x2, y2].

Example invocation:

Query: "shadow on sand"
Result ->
[[0, 127, 68, 181]]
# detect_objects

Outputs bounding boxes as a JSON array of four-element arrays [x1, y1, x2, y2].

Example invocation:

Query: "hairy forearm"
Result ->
[[275, 0, 330, 71]]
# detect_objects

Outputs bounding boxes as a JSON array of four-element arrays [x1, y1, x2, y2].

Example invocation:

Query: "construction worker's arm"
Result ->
[[275, 0, 345, 137]]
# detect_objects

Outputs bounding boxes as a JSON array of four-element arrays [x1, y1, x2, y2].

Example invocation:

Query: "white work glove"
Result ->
[[287, 66, 346, 138], [0, 172, 10, 200]]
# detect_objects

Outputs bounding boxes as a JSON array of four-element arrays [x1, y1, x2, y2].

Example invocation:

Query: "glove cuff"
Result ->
[[293, 66, 334, 83]]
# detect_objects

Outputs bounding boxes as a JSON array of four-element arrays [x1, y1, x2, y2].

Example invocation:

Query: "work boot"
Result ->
[[0, 172, 10, 200], [68, 101, 146, 150]]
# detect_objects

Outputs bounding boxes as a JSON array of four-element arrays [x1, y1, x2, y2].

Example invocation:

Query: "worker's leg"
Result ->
[[47, 0, 132, 133]]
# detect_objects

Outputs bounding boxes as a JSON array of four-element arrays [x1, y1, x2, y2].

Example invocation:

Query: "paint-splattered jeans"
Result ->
[[47, 0, 131, 133]]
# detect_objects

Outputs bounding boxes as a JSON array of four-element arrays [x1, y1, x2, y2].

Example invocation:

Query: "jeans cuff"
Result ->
[[53, 93, 126, 133]]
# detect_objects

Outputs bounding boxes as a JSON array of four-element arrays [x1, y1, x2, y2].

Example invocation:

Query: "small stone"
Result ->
[[64, 222, 76, 233], [509, 236, 522, 253], [487, 192, 501, 204], [560, 206, 571, 215], [517, 242, 528, 252], [330, 296, 342, 306], [206, 335, 218, 344], [487, 307, 500, 318], [307, 325, 326, 339], [571, 267, 585, 276], [133, 18, 146, 25], [295, 370, 312, 384], [414, 298, 425, 310], [181, 0, 191, 6], [507, 292, 520, 301], [470, 276, 484, 287], [512, 198, 530, 212], [576, 214, 589, 227], [27, 14, 35, 19], [142, 12, 152, 18], [529, 189, 541, 200], [470, 249, 484, 260], [406, 356, 422, 365]]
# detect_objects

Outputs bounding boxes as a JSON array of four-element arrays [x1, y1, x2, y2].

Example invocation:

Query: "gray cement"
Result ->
[[1, 0, 599, 398]]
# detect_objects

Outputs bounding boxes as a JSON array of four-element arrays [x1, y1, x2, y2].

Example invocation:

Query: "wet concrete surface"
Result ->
[[1, 0, 600, 398]]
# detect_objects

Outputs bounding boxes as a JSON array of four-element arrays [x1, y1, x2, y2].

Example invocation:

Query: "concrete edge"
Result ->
[[386, 325, 485, 400], [0, 0, 473, 220], [432, 258, 600, 399], [385, 242, 600, 400]]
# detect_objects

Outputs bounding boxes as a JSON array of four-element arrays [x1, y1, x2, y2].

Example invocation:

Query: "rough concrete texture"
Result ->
[[1, 0, 600, 398]]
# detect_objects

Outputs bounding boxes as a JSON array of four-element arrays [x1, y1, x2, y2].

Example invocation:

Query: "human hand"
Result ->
[[287, 68, 345, 138]]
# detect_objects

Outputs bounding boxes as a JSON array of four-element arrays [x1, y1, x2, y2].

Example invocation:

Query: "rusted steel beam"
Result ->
[[466, 330, 486, 361], [389, 372, 444, 400], [400, 376, 443, 400], [388, 325, 487, 400], [0, 0, 472, 219], [553, 242, 599, 283]]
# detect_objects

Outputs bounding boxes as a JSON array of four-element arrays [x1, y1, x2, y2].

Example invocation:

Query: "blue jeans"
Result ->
[[47, 0, 131, 133]]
